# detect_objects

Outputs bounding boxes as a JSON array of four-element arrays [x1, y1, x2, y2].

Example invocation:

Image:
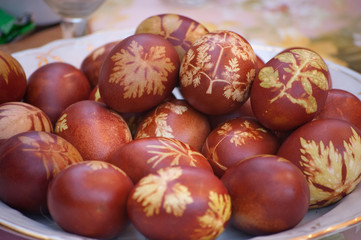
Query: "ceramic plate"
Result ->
[[1, 29, 361, 240]]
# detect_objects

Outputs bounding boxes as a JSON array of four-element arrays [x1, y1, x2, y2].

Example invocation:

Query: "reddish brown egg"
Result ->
[[0, 102, 53, 144], [207, 98, 255, 129], [202, 117, 280, 177], [135, 99, 210, 151], [277, 118, 361, 208], [135, 13, 209, 60], [80, 41, 119, 88], [25, 62, 91, 124], [250, 47, 330, 131], [88, 85, 103, 103], [47, 161, 133, 239], [221, 154, 310, 235], [127, 166, 231, 240], [0, 131, 83, 214], [98, 33, 179, 113], [179, 30, 258, 115], [108, 137, 213, 184], [256, 55, 265, 69], [54, 100, 132, 161], [0, 50, 27, 104], [314, 88, 361, 131]]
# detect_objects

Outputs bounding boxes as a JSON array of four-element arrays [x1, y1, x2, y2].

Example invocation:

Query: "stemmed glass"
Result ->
[[43, 0, 106, 38]]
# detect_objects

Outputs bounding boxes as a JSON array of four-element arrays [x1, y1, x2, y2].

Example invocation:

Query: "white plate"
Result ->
[[1, 29, 361, 240]]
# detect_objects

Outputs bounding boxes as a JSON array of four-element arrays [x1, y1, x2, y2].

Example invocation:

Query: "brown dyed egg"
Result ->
[[108, 137, 212, 184], [277, 118, 361, 208], [256, 55, 265, 69], [135, 99, 210, 151], [179, 30, 258, 115], [25, 62, 91, 124], [80, 41, 119, 88], [47, 160, 133, 239], [98, 33, 179, 113], [54, 100, 132, 161], [207, 98, 255, 129], [221, 154, 310, 235], [127, 166, 231, 240], [0, 102, 53, 144], [135, 13, 209, 60], [314, 88, 361, 131], [88, 85, 103, 103], [250, 47, 330, 131], [0, 50, 27, 104], [202, 117, 280, 177], [0, 131, 83, 214]]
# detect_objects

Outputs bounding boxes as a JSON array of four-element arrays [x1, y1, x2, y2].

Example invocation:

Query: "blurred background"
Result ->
[[0, 0, 360, 73]]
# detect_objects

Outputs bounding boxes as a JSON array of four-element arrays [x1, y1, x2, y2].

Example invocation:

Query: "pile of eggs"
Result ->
[[1, 13, 361, 240]]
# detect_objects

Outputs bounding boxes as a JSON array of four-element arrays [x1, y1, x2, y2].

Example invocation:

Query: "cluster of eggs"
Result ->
[[1, 13, 361, 240]]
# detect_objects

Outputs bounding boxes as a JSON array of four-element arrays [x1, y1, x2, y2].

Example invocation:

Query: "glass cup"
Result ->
[[43, 0, 105, 38]]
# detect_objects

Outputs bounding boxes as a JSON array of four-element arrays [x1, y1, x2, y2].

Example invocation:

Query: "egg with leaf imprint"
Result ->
[[99, 33, 179, 113], [277, 118, 361, 208], [250, 47, 330, 131]]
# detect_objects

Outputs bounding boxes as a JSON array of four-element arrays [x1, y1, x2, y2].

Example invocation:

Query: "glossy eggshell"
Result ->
[[135, 13, 209, 60], [127, 166, 231, 240], [47, 161, 133, 239], [98, 33, 179, 113], [250, 47, 330, 131], [135, 99, 210, 151], [202, 117, 280, 177], [277, 118, 361, 208], [0, 50, 27, 104], [179, 30, 258, 115], [0, 102, 53, 145], [0, 131, 83, 214], [24, 62, 91, 124], [54, 100, 132, 161], [80, 41, 119, 88], [108, 137, 213, 184], [314, 88, 361, 131], [221, 154, 310, 235]]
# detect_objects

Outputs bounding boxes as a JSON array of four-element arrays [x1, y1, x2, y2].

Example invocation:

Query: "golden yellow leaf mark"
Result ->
[[146, 138, 203, 168], [94, 88, 102, 102], [259, 49, 329, 114], [54, 114, 68, 133], [136, 102, 188, 139], [132, 167, 193, 217], [92, 46, 106, 61], [86, 161, 110, 170], [109, 40, 175, 99], [300, 128, 361, 207], [217, 121, 266, 146], [19, 132, 82, 179], [0, 52, 25, 85], [192, 191, 231, 240], [180, 31, 256, 102]]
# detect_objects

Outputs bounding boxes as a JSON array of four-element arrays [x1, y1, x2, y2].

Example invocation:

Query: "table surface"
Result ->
[[0, 0, 361, 239]]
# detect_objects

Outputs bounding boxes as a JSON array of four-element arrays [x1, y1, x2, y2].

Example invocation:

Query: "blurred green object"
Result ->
[[0, 9, 35, 44]]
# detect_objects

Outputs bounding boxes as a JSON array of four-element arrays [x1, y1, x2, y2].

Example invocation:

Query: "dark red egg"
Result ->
[[135, 13, 209, 61], [47, 161, 133, 239], [202, 117, 280, 177], [127, 166, 231, 240], [0, 102, 53, 144], [221, 154, 310, 235], [0, 50, 27, 104], [108, 137, 213, 184], [179, 30, 258, 115], [135, 99, 210, 151], [98, 33, 179, 113], [80, 41, 119, 88], [277, 118, 361, 208], [24, 62, 91, 124], [54, 100, 132, 161], [0, 131, 83, 214], [250, 47, 330, 131]]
